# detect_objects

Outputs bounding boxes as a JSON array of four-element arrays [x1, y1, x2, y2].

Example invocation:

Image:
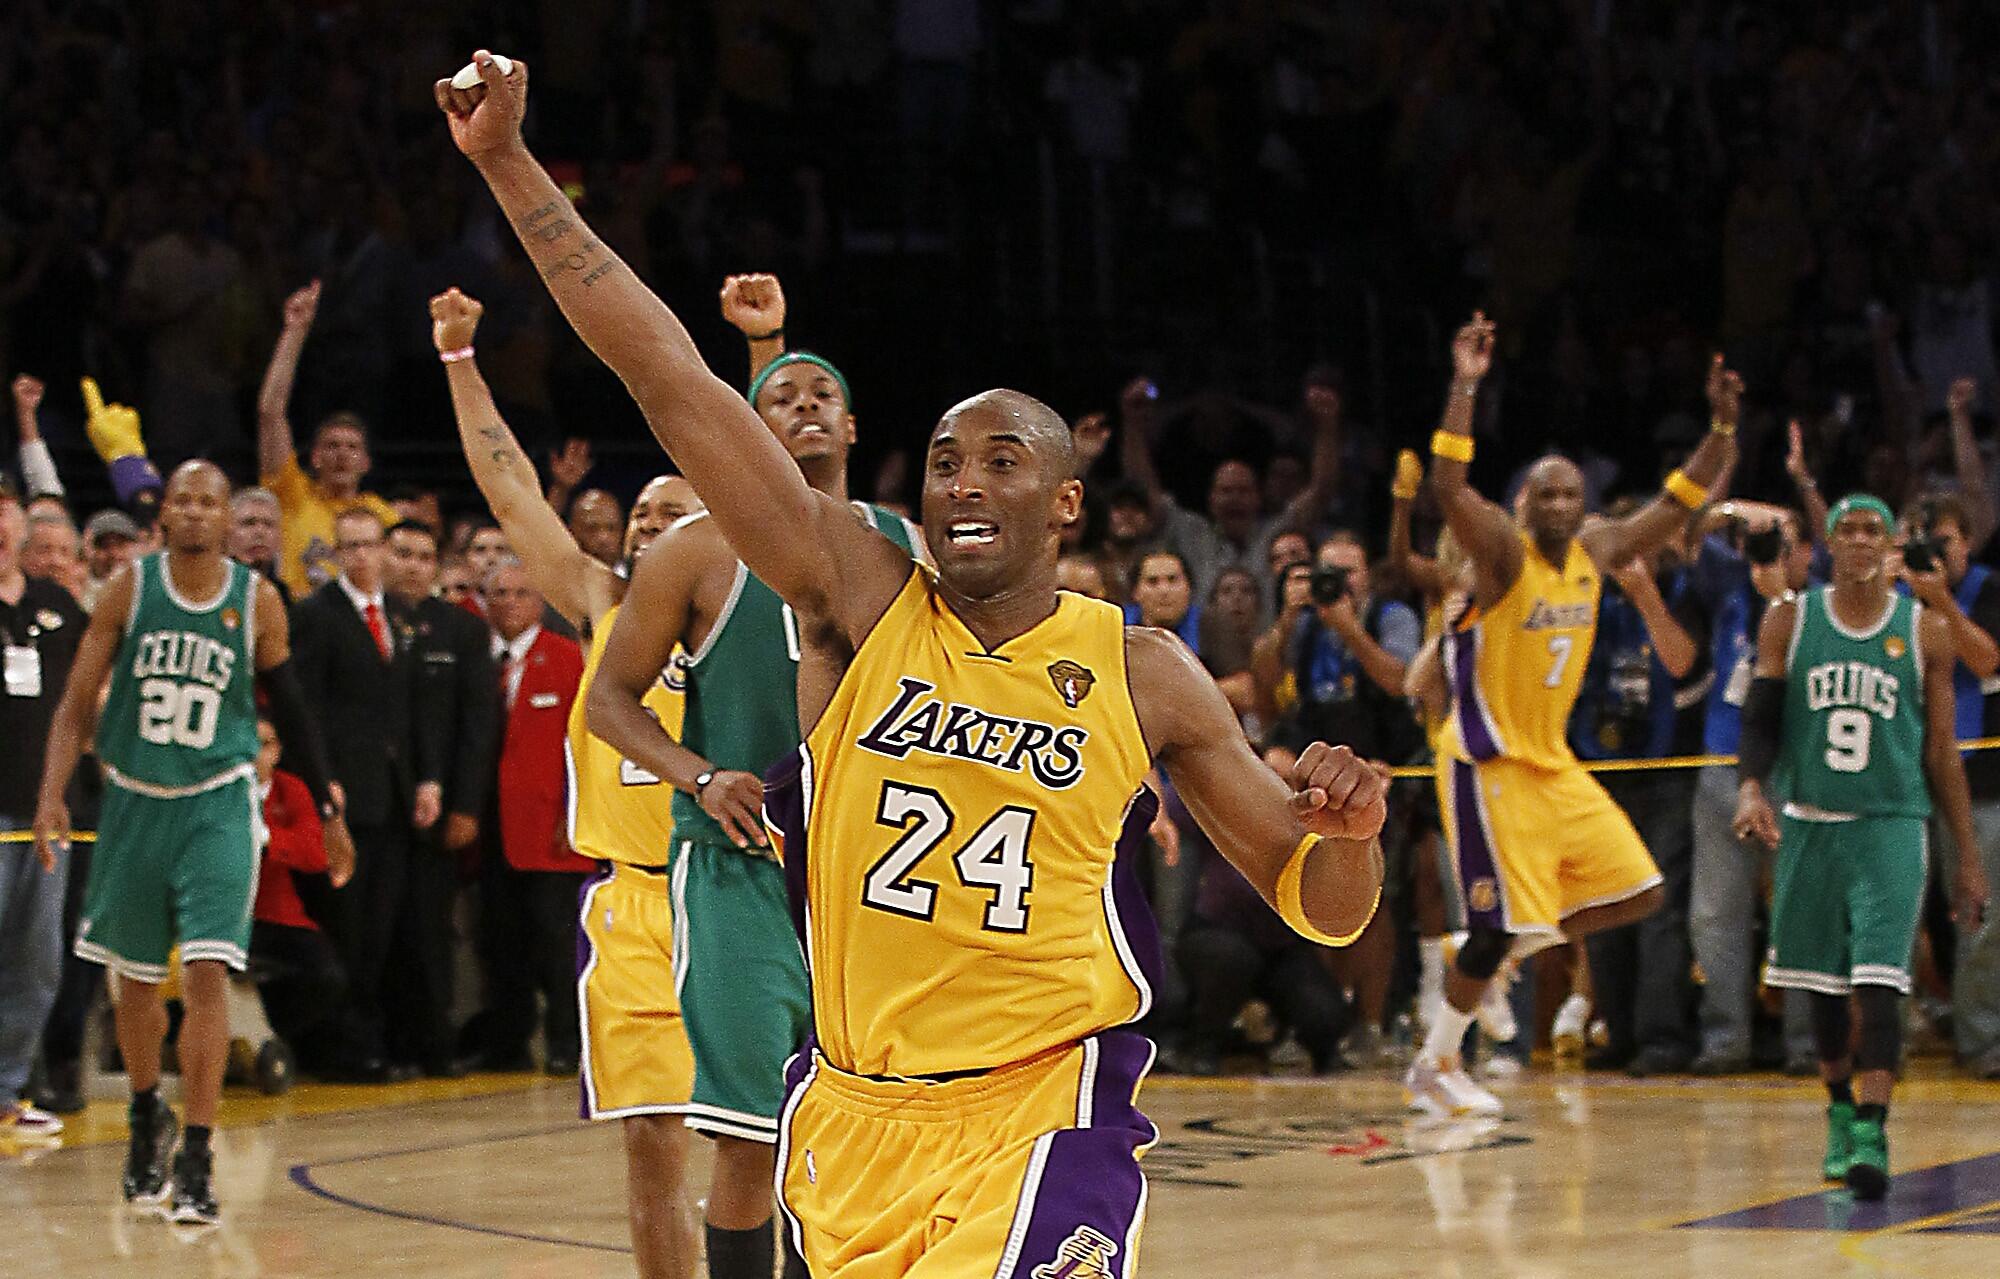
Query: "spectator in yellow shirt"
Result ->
[[256, 280, 397, 596]]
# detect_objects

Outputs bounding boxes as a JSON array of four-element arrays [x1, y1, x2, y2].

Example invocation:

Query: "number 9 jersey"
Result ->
[[1440, 531, 1600, 770], [763, 566, 1159, 1079], [1780, 587, 1929, 818]]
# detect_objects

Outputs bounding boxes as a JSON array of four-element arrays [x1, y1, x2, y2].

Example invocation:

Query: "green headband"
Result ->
[[1826, 493, 1894, 537], [747, 352, 852, 414]]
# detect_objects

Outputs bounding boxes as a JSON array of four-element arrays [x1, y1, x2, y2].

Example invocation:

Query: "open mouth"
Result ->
[[947, 520, 998, 547]]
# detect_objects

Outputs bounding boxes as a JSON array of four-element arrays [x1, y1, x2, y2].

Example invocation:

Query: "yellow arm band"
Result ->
[[1664, 469, 1708, 511], [1275, 833, 1380, 947], [1709, 418, 1736, 437], [1430, 430, 1475, 464]]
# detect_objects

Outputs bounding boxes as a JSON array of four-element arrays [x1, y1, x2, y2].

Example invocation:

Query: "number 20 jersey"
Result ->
[[98, 554, 260, 792], [763, 567, 1158, 1079], [1780, 587, 1929, 818], [1441, 531, 1599, 771]]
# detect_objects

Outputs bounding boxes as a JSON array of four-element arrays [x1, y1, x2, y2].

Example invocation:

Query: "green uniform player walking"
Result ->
[[1734, 493, 1988, 1201], [36, 462, 351, 1229]]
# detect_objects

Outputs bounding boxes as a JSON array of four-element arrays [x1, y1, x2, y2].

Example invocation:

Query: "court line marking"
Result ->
[[288, 1123, 635, 1255]]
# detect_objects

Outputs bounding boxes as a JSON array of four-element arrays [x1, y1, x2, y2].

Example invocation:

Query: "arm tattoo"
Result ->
[[518, 201, 621, 287], [475, 425, 523, 467]]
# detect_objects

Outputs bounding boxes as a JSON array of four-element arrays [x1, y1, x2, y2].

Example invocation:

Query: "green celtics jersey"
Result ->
[[98, 554, 262, 793], [1780, 586, 1929, 819], [672, 503, 917, 845]]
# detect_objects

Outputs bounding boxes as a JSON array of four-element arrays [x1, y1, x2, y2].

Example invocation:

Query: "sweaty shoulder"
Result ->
[[1123, 623, 1217, 760]]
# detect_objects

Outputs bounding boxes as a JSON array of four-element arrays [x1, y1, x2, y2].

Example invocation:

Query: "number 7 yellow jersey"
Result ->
[[763, 567, 1158, 1079], [1440, 532, 1600, 771]]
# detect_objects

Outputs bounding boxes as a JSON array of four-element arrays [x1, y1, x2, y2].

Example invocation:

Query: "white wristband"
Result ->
[[439, 346, 476, 364]]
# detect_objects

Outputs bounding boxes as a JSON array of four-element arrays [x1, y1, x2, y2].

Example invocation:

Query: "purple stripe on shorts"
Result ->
[[1448, 760, 1505, 931], [575, 862, 614, 1119], [1447, 627, 1501, 762], [1107, 788, 1165, 1007], [1007, 1033, 1156, 1279], [763, 749, 811, 956]]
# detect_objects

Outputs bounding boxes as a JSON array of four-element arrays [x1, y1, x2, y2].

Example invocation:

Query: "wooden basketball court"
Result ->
[[8, 1064, 2000, 1277]]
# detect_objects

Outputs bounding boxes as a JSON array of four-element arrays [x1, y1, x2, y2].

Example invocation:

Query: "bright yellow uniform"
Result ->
[[570, 603, 695, 1120], [764, 568, 1161, 1278], [261, 456, 398, 598], [1435, 533, 1656, 941]]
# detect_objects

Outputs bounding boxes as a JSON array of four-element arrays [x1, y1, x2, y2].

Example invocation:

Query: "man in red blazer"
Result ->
[[248, 717, 349, 1077], [462, 557, 591, 1074]]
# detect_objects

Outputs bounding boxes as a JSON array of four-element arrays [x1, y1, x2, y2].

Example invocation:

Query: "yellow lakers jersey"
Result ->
[[1439, 532, 1599, 771], [763, 568, 1157, 1078], [566, 602, 687, 864]]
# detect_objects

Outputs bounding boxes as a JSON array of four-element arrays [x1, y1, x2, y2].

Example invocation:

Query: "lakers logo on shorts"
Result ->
[[1469, 878, 1499, 913], [1032, 1225, 1119, 1279], [1048, 660, 1096, 709]]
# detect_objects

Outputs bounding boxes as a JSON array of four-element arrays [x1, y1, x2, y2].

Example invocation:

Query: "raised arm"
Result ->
[[1269, 383, 1345, 531], [1427, 313, 1523, 607], [720, 273, 789, 383], [32, 569, 132, 869], [1920, 608, 1987, 927], [1579, 354, 1739, 572], [1609, 560, 1696, 679], [1386, 449, 1444, 599], [437, 54, 901, 636], [1945, 378, 1998, 553], [12, 374, 63, 499], [1116, 377, 1171, 524], [430, 287, 617, 628], [584, 526, 766, 850], [257, 281, 319, 481], [1129, 626, 1386, 944], [1783, 419, 1831, 547]]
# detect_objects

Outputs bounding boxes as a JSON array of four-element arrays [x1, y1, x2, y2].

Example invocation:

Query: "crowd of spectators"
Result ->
[[9, 0, 2000, 1119]]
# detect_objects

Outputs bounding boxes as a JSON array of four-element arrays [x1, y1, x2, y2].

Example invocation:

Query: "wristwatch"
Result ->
[[693, 769, 716, 796]]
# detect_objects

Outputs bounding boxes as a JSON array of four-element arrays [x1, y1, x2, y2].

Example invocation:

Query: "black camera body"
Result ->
[[1903, 533, 1942, 574], [1310, 564, 1351, 605], [1743, 524, 1785, 566]]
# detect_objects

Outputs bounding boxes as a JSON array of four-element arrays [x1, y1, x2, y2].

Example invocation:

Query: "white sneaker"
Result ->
[[1475, 975, 1517, 1044], [1481, 1053, 1523, 1081], [1551, 993, 1591, 1059], [1, 1100, 64, 1141], [1404, 1057, 1505, 1117]]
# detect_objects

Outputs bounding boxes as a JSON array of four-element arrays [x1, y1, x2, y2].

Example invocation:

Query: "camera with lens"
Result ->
[[1309, 563, 1351, 605], [1743, 524, 1785, 566], [1903, 499, 1944, 573]]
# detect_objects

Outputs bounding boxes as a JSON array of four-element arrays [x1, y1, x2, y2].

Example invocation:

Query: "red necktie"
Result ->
[[364, 601, 391, 661]]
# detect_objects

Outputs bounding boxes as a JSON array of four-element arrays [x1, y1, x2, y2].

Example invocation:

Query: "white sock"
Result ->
[[1418, 938, 1444, 1006], [1422, 1001, 1476, 1067]]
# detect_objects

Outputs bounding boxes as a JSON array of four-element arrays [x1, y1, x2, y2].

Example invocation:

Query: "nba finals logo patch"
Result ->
[[1885, 636, 1906, 660], [1469, 878, 1499, 913], [1048, 660, 1096, 709], [220, 608, 241, 631], [1031, 1226, 1119, 1279]]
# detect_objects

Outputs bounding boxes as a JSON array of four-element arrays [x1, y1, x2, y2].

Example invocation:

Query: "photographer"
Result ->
[[1896, 494, 2000, 1078], [1568, 516, 1701, 1075], [1686, 506, 1820, 1074], [1254, 532, 1420, 1065]]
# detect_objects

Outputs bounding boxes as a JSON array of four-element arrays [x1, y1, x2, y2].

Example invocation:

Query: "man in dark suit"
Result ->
[[291, 506, 421, 1080], [384, 518, 499, 1076], [462, 556, 590, 1074]]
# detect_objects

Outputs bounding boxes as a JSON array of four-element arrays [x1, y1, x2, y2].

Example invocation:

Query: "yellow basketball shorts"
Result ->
[[777, 1031, 1157, 1278], [1438, 756, 1660, 941], [576, 862, 695, 1120]]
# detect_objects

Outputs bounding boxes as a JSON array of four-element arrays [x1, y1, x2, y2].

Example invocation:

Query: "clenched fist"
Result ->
[[720, 273, 786, 338], [430, 287, 485, 353], [435, 50, 529, 162], [1287, 742, 1389, 842]]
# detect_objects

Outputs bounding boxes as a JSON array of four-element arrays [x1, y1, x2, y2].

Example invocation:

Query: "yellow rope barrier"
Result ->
[[0, 831, 97, 844], [1386, 734, 2000, 781]]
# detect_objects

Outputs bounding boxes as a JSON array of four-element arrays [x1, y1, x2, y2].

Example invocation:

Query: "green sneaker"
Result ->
[[1845, 1114, 1889, 1201], [1822, 1101, 1855, 1181]]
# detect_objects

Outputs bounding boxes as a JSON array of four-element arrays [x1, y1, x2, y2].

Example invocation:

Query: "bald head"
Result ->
[[167, 459, 230, 499], [1521, 453, 1587, 547], [934, 389, 1074, 483]]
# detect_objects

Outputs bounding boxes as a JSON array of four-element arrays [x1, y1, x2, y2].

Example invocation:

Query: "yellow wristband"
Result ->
[[1709, 418, 1736, 437], [1664, 469, 1708, 510], [1430, 430, 1475, 464], [1275, 833, 1380, 947]]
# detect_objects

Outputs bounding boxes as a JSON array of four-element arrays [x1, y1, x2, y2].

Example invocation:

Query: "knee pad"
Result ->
[[1455, 927, 1511, 981], [1854, 986, 1903, 1073], [1808, 991, 1852, 1064]]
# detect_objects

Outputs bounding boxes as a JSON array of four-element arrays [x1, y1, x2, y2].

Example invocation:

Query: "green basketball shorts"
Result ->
[[75, 771, 260, 983], [1766, 812, 1927, 996], [670, 838, 811, 1143]]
